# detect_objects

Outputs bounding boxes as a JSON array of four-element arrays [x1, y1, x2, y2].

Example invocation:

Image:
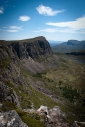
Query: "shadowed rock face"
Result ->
[[0, 36, 58, 74], [10, 36, 52, 60]]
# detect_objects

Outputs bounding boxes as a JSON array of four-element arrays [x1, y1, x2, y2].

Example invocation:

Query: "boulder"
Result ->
[[0, 110, 28, 127], [37, 105, 80, 127]]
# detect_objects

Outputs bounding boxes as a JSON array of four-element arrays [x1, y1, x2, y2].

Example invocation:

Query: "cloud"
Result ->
[[0, 26, 23, 33], [18, 16, 30, 21], [36, 5, 65, 16], [10, 26, 23, 30], [34, 28, 58, 33], [46, 16, 85, 30], [6, 26, 23, 32], [7, 30, 19, 32], [33, 27, 85, 34], [33, 28, 72, 33], [0, 7, 4, 14]]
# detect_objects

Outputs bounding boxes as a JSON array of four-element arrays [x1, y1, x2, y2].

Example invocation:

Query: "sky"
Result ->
[[0, 0, 85, 41]]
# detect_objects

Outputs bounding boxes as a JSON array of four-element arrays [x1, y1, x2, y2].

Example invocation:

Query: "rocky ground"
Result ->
[[0, 104, 82, 127]]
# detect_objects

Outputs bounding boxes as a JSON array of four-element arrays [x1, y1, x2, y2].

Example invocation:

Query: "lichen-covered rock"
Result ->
[[37, 105, 80, 127], [0, 110, 28, 127]]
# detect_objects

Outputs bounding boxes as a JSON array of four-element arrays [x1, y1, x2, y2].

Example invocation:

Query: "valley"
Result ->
[[0, 37, 85, 127], [30, 54, 85, 122]]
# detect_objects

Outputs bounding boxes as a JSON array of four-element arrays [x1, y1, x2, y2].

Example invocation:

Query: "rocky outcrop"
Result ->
[[9, 36, 52, 60], [0, 110, 28, 127], [37, 105, 68, 127], [0, 36, 52, 61], [0, 36, 58, 75], [0, 82, 20, 107], [37, 105, 85, 127], [37, 105, 80, 127]]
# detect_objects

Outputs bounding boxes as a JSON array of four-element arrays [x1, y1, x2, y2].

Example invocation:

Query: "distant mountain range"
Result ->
[[51, 40, 85, 53], [48, 40, 62, 46]]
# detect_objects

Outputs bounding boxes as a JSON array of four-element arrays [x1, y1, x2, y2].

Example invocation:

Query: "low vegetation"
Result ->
[[32, 55, 85, 122], [0, 58, 10, 69], [0, 101, 45, 127]]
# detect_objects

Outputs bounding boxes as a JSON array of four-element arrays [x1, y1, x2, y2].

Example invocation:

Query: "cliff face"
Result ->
[[0, 36, 58, 74], [0, 36, 58, 106], [9, 36, 52, 60]]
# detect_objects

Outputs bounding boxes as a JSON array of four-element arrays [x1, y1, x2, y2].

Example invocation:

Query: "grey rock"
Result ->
[[0, 81, 20, 107], [37, 105, 79, 127], [0, 110, 28, 127], [11, 90, 20, 108]]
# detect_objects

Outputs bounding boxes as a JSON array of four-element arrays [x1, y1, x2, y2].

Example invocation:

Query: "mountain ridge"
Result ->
[[0, 36, 59, 105], [52, 40, 85, 53]]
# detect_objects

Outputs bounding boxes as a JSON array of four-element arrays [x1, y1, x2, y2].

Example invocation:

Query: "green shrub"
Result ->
[[5, 80, 14, 87], [1, 102, 45, 127], [16, 109, 45, 127], [0, 102, 17, 112], [0, 58, 10, 69], [33, 71, 47, 78], [33, 73, 42, 78], [61, 86, 80, 102], [27, 112, 40, 120]]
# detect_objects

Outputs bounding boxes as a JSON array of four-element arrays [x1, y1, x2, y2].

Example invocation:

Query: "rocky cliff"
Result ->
[[0, 36, 54, 104], [8, 36, 52, 60]]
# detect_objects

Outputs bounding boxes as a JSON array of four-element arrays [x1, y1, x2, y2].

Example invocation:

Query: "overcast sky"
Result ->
[[0, 0, 85, 41]]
